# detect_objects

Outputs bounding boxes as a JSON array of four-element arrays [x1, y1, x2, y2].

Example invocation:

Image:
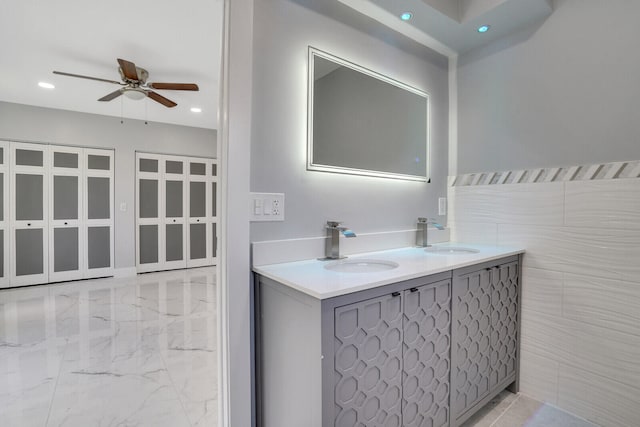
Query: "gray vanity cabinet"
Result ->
[[256, 254, 521, 427], [332, 279, 451, 427], [451, 259, 520, 425]]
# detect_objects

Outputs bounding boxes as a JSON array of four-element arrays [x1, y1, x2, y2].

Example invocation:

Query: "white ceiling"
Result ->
[[338, 0, 553, 55], [0, 0, 552, 131], [0, 0, 223, 130]]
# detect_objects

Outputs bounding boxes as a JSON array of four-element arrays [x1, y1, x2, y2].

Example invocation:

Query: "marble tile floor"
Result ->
[[0, 267, 218, 427], [462, 390, 599, 427]]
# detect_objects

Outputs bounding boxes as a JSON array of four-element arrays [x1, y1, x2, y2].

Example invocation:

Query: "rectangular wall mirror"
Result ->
[[308, 47, 430, 181]]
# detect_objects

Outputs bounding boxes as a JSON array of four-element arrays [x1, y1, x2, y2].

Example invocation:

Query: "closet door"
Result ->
[[84, 148, 114, 278], [209, 159, 218, 266], [10, 142, 49, 286], [186, 159, 210, 268], [137, 153, 162, 272], [0, 141, 8, 288], [49, 146, 83, 282], [163, 156, 187, 270]]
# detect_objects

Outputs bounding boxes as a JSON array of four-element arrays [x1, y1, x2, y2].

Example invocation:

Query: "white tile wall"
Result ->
[[449, 175, 640, 427]]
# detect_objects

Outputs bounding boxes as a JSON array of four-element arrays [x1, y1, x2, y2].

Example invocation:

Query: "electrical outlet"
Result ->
[[250, 193, 285, 221], [438, 197, 447, 216]]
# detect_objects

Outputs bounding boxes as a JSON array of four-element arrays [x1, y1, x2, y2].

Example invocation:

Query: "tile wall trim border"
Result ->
[[450, 160, 640, 186]]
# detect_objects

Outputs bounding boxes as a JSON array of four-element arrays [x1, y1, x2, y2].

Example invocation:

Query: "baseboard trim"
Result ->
[[113, 267, 137, 278]]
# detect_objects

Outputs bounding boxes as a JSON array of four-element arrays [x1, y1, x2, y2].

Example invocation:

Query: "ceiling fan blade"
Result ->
[[53, 71, 123, 85], [98, 89, 124, 102], [148, 91, 177, 108], [117, 58, 139, 80], [148, 82, 199, 91]]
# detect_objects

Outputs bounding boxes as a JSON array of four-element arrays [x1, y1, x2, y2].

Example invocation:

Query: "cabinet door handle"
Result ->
[[173, 219, 176, 223], [392, 292, 401, 297], [27, 223, 31, 226], [64, 222, 68, 225], [410, 287, 419, 293]]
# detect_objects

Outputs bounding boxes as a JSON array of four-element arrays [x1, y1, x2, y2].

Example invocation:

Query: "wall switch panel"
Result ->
[[250, 193, 285, 221], [438, 197, 447, 215]]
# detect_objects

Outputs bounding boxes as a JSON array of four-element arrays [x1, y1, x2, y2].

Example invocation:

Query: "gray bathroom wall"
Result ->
[[250, 0, 449, 242], [456, 0, 640, 174], [0, 101, 216, 270]]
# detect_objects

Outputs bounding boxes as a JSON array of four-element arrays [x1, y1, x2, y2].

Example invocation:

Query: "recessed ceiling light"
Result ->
[[38, 82, 55, 89], [477, 25, 491, 33], [400, 12, 413, 21], [190, 107, 202, 113]]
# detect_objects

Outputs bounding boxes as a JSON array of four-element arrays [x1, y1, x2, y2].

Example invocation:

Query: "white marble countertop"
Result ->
[[253, 242, 525, 299]]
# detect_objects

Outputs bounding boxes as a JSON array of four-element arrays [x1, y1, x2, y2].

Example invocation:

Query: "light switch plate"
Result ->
[[250, 193, 285, 221]]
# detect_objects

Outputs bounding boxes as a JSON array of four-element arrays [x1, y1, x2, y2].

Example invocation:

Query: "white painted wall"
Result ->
[[219, 0, 254, 425], [0, 101, 216, 270], [250, 0, 449, 243], [457, 0, 640, 174]]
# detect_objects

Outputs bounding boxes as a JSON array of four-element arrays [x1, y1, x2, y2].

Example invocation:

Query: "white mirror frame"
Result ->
[[307, 47, 431, 182]]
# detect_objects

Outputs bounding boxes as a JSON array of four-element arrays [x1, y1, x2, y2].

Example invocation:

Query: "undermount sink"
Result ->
[[324, 259, 399, 273], [424, 246, 480, 255]]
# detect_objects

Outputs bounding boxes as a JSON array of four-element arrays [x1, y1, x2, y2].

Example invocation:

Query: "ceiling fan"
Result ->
[[53, 58, 199, 108]]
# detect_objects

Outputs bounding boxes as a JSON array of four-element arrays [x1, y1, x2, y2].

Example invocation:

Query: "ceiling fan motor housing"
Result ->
[[118, 66, 149, 84]]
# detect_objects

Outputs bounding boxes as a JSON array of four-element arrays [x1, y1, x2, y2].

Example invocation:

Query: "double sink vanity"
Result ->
[[254, 240, 525, 427]]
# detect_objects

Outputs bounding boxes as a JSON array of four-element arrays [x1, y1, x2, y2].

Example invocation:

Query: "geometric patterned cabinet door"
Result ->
[[402, 280, 451, 427], [489, 261, 519, 388], [334, 293, 403, 427], [452, 268, 493, 417]]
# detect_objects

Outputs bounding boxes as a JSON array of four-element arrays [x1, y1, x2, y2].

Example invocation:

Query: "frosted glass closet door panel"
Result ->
[[87, 177, 110, 220], [139, 225, 159, 265], [10, 142, 48, 286], [0, 229, 4, 282], [0, 141, 8, 287], [84, 148, 114, 278], [165, 224, 184, 262], [49, 146, 83, 282], [53, 228, 80, 272], [15, 174, 44, 220], [15, 229, 45, 276], [53, 176, 79, 220], [189, 182, 206, 218], [189, 223, 207, 260], [87, 227, 111, 269]]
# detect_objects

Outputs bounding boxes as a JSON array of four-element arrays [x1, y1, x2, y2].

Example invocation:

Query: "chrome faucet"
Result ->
[[416, 217, 445, 247], [320, 221, 357, 260]]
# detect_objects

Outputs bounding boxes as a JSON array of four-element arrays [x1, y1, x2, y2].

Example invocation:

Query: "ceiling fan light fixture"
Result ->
[[123, 87, 147, 100]]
